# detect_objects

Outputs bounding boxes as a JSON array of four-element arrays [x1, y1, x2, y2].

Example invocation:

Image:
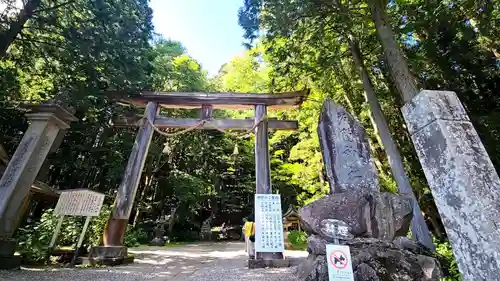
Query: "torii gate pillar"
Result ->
[[253, 104, 285, 262], [89, 102, 158, 264], [254, 104, 271, 194]]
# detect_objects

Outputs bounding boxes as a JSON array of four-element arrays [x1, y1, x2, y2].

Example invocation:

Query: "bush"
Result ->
[[124, 227, 148, 247], [288, 230, 308, 250], [16, 208, 83, 263], [15, 205, 115, 264]]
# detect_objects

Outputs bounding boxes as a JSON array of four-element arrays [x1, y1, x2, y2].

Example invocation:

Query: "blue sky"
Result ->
[[150, 0, 247, 76]]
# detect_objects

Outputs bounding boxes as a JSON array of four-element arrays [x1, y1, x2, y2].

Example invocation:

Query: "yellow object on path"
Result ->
[[244, 221, 255, 237]]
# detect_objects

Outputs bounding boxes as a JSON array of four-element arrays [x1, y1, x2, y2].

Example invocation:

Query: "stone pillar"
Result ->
[[94, 102, 158, 265], [402, 90, 500, 280], [317, 99, 380, 193], [0, 104, 75, 269]]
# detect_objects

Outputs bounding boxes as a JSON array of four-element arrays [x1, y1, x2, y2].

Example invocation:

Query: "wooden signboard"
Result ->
[[50, 189, 105, 266], [54, 189, 105, 217]]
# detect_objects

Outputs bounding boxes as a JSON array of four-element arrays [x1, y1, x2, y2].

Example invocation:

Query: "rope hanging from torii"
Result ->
[[144, 113, 268, 138]]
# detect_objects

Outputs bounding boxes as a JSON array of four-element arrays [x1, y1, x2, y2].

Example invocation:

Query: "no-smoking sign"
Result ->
[[326, 245, 354, 281]]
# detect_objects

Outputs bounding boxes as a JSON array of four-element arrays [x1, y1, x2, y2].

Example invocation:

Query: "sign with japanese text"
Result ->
[[54, 189, 105, 217], [254, 194, 284, 253]]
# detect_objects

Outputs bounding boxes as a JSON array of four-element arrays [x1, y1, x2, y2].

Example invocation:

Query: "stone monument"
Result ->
[[402, 90, 500, 280], [297, 100, 441, 281], [318, 100, 379, 193], [200, 217, 212, 241], [0, 101, 76, 269], [149, 216, 166, 246]]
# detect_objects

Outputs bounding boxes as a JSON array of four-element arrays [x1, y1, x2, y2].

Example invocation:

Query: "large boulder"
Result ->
[[299, 190, 413, 241], [297, 238, 442, 281]]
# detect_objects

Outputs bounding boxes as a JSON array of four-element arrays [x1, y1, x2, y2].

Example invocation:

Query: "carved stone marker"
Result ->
[[0, 104, 76, 269], [318, 99, 379, 193], [319, 219, 353, 241], [402, 90, 500, 280], [149, 217, 166, 246]]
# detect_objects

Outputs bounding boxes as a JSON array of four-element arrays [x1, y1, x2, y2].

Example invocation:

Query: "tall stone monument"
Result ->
[[297, 99, 441, 281], [0, 103, 76, 269], [402, 90, 500, 280], [318, 100, 379, 193]]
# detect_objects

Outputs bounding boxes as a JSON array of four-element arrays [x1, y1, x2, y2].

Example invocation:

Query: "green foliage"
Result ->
[[435, 239, 462, 281], [288, 230, 308, 251], [124, 227, 148, 247], [87, 205, 112, 246], [15, 205, 129, 264], [16, 209, 81, 263]]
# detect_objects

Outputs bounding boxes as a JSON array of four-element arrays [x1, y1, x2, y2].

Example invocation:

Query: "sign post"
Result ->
[[46, 215, 65, 264], [47, 189, 105, 266], [254, 194, 284, 255], [326, 244, 354, 281]]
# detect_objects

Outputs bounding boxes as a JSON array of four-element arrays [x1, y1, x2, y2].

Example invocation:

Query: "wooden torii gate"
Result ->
[[98, 90, 307, 261]]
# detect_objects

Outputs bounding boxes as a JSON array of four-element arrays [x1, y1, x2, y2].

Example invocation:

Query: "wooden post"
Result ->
[[103, 102, 158, 246], [46, 215, 64, 264], [254, 104, 271, 194], [70, 216, 91, 267], [254, 105, 283, 260]]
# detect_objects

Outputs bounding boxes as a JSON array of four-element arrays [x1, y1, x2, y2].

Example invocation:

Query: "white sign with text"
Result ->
[[254, 194, 284, 253], [54, 189, 105, 217]]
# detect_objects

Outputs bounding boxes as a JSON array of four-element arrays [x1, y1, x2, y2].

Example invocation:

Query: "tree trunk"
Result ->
[[333, 60, 388, 177], [367, 0, 419, 104], [0, 0, 42, 58], [347, 36, 435, 251]]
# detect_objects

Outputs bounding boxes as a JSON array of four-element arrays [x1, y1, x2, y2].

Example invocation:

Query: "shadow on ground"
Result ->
[[0, 241, 307, 281]]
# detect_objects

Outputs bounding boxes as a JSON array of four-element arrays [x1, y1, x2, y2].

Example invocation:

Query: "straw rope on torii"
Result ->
[[143, 111, 268, 138]]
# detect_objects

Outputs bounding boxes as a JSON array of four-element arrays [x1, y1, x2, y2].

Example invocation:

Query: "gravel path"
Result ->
[[0, 242, 308, 281]]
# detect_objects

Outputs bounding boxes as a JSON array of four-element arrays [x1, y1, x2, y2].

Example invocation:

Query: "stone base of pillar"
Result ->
[[0, 238, 21, 269], [248, 258, 290, 269], [256, 252, 284, 260], [85, 246, 134, 266]]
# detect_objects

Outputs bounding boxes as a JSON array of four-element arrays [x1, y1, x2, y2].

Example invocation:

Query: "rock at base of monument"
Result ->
[[0, 238, 16, 256], [79, 255, 135, 266], [248, 258, 290, 269], [298, 190, 413, 241], [298, 238, 442, 281], [149, 237, 165, 246], [296, 254, 328, 281], [0, 255, 21, 270], [0, 238, 21, 270], [307, 235, 329, 255]]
